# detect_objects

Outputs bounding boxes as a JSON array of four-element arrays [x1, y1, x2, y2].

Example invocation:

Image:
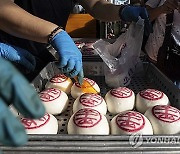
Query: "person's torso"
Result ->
[[145, 0, 180, 61], [15, 0, 75, 28], [0, 0, 75, 57]]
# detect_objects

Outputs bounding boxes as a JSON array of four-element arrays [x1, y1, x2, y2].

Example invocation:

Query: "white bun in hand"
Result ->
[[21, 113, 58, 134], [46, 74, 73, 94], [136, 89, 169, 113], [144, 105, 180, 134], [39, 88, 69, 115], [105, 87, 135, 114], [71, 78, 100, 99], [111, 111, 153, 135], [68, 108, 109, 135], [73, 93, 107, 115]]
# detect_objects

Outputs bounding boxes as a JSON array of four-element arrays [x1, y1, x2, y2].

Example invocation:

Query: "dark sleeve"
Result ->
[[0, 0, 75, 57], [14, 0, 75, 28]]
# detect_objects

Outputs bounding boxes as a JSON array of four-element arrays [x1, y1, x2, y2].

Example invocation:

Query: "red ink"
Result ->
[[75, 78, 95, 88], [116, 111, 145, 132], [73, 108, 102, 128], [110, 87, 133, 98], [140, 89, 163, 101], [21, 113, 50, 129], [50, 74, 68, 83], [152, 105, 180, 123], [79, 93, 103, 107], [39, 88, 61, 102]]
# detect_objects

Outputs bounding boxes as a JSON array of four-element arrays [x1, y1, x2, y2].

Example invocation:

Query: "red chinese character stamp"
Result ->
[[39, 88, 61, 102], [152, 105, 180, 123], [73, 109, 102, 128], [79, 93, 103, 107], [75, 78, 95, 88], [50, 74, 68, 83], [140, 89, 163, 101], [110, 87, 133, 98], [116, 111, 145, 132], [21, 113, 50, 129]]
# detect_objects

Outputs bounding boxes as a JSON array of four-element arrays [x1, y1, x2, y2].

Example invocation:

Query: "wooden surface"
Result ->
[[66, 14, 97, 38]]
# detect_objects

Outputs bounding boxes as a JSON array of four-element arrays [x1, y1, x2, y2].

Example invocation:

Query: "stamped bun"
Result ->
[[39, 88, 69, 115], [68, 108, 109, 135], [21, 113, 58, 134], [71, 78, 100, 99], [144, 105, 180, 134], [136, 89, 169, 113], [73, 93, 107, 115], [105, 87, 135, 114], [46, 74, 73, 94], [111, 111, 153, 135]]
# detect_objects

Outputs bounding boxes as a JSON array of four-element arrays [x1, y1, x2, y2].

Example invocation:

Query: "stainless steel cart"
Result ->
[[1, 45, 180, 153]]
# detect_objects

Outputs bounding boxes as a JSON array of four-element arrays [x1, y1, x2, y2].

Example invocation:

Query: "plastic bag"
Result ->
[[93, 19, 144, 87]]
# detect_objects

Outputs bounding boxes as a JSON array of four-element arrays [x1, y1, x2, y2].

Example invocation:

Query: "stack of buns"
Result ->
[[27, 72, 179, 135]]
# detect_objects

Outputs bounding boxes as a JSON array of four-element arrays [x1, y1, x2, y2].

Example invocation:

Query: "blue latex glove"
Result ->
[[0, 58, 45, 146], [0, 43, 36, 72], [50, 30, 84, 84], [120, 5, 153, 36]]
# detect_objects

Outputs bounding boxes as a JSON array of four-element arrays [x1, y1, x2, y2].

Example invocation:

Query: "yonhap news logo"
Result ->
[[129, 133, 143, 148], [129, 134, 180, 148]]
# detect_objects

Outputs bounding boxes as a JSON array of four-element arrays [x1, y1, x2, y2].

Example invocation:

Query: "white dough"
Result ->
[[73, 93, 107, 115], [144, 105, 180, 134], [136, 89, 169, 113], [71, 78, 100, 99], [46, 74, 73, 94], [21, 113, 58, 134], [68, 108, 109, 135], [39, 88, 69, 115], [105, 87, 135, 114], [111, 111, 153, 135]]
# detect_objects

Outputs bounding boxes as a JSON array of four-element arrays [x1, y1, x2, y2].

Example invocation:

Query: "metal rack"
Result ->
[[1, 60, 179, 153]]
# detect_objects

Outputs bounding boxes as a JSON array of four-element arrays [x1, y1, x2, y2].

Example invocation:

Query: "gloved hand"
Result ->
[[0, 43, 36, 72], [50, 30, 84, 84], [120, 5, 153, 36], [0, 58, 45, 146]]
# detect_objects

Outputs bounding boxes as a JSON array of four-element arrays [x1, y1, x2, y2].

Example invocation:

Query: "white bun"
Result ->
[[136, 89, 169, 113], [111, 111, 153, 135], [73, 93, 107, 115], [71, 78, 100, 99], [68, 108, 109, 135], [21, 113, 58, 134], [144, 105, 180, 134], [105, 87, 135, 114], [39, 88, 69, 115], [46, 74, 73, 94]]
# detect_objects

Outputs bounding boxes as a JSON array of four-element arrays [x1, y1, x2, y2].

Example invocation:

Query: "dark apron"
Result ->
[[0, 0, 75, 80]]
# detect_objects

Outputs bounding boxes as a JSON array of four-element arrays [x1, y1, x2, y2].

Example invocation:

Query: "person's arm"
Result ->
[[0, 0, 60, 43], [0, 0, 83, 83], [146, 0, 178, 21], [79, 0, 153, 36], [78, 0, 121, 21], [145, 5, 164, 21]]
